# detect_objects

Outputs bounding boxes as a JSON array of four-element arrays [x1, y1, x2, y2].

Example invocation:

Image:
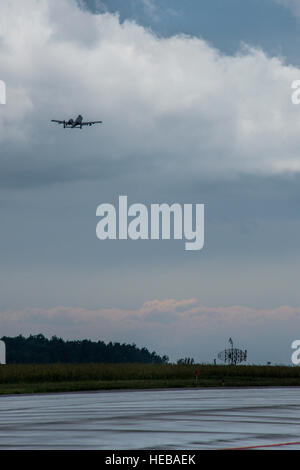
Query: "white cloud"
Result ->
[[1, 300, 299, 363], [0, 0, 300, 185]]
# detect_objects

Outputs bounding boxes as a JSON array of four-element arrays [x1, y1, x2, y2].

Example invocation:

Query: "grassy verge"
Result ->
[[1, 364, 300, 395]]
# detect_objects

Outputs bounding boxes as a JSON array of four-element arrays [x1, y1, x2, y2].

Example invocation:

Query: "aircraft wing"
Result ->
[[51, 120, 65, 124], [81, 121, 103, 126]]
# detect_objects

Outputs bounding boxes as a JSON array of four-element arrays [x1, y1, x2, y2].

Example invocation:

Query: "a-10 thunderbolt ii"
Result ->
[[51, 114, 102, 129]]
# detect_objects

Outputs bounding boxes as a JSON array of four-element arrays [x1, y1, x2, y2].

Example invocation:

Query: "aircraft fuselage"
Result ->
[[65, 115, 83, 128], [51, 114, 102, 129]]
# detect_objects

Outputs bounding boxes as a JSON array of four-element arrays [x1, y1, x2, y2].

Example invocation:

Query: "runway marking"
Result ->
[[222, 440, 300, 450]]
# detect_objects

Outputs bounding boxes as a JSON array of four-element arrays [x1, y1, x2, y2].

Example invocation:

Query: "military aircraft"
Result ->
[[51, 114, 102, 129]]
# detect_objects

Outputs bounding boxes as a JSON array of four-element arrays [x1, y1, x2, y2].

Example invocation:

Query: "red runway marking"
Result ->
[[221, 440, 300, 450]]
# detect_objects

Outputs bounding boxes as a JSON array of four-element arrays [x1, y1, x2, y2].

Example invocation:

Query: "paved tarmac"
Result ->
[[0, 387, 299, 449]]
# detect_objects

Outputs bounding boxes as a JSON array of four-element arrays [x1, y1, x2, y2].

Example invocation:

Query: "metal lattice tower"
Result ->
[[217, 338, 247, 365]]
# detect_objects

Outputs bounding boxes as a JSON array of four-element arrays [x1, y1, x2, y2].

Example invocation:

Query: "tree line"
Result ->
[[0, 334, 169, 364]]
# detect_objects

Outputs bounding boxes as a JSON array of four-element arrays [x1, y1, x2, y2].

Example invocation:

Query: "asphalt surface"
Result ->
[[0, 387, 300, 449]]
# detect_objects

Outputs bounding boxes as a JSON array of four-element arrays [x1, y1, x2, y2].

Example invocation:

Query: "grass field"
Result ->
[[1, 363, 300, 395]]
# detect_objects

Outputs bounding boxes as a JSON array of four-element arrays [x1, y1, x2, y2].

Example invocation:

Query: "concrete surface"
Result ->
[[0, 387, 299, 449]]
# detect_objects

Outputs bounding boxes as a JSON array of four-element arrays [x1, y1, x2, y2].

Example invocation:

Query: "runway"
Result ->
[[0, 387, 299, 449]]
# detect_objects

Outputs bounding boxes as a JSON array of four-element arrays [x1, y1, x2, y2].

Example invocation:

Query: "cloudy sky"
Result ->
[[1, 0, 300, 364]]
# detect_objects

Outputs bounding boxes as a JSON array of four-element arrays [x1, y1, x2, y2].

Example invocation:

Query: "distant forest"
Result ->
[[1, 334, 169, 364]]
